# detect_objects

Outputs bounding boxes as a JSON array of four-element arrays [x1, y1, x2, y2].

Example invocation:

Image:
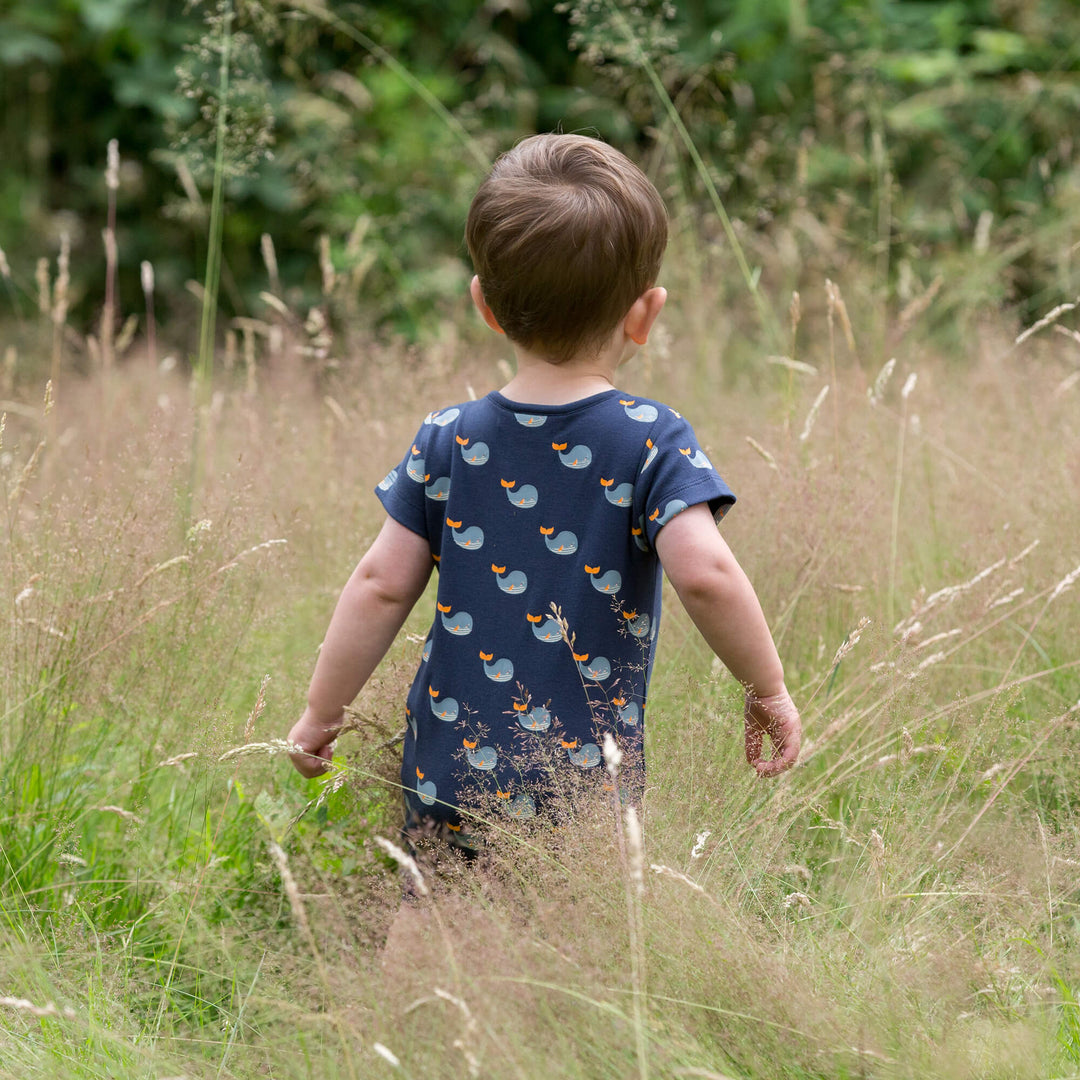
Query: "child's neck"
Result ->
[[499, 343, 623, 406]]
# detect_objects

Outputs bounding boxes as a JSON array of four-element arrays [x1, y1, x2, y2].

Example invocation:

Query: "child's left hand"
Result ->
[[287, 707, 342, 778], [744, 687, 802, 777]]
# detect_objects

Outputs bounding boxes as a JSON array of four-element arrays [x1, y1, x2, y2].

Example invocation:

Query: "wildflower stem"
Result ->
[[195, 0, 234, 391]]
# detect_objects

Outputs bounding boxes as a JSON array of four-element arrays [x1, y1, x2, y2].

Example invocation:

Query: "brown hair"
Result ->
[[466, 133, 668, 364]]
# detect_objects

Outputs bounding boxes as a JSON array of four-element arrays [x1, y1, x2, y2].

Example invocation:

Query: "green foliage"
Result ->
[[0, 0, 1079, 348]]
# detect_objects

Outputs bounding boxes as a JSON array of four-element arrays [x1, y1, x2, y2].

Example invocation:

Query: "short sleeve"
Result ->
[[374, 423, 431, 542], [634, 407, 736, 550]]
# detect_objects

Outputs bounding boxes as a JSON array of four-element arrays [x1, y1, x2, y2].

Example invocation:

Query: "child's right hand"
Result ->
[[287, 707, 342, 778], [744, 687, 802, 777]]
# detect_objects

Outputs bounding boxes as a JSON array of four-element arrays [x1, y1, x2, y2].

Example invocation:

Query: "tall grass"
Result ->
[[2, 20, 1080, 1071], [1, 274, 1079, 1076]]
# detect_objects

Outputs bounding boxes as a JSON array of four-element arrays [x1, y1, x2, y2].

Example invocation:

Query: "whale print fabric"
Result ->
[[376, 389, 734, 826]]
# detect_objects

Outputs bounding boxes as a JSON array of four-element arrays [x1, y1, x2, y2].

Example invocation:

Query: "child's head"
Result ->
[[466, 133, 668, 365]]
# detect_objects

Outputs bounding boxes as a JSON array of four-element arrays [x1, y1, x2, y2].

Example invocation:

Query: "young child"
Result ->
[[287, 134, 801, 839]]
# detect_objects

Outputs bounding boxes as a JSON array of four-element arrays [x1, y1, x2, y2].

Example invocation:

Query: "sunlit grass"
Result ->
[[1, 274, 1078, 1078]]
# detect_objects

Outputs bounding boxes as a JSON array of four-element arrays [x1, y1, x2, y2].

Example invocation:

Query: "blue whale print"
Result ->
[[602, 480, 634, 506], [518, 705, 551, 731], [406, 707, 417, 739], [641, 443, 658, 473], [416, 773, 437, 806], [623, 400, 659, 423], [424, 476, 451, 501], [633, 516, 649, 552], [586, 566, 622, 595], [650, 499, 689, 528], [429, 691, 459, 722], [460, 441, 490, 465], [505, 483, 538, 509], [481, 654, 514, 682], [493, 567, 528, 595], [425, 407, 460, 427], [680, 447, 713, 469], [377, 468, 398, 491], [452, 525, 484, 550], [619, 701, 641, 726], [627, 612, 651, 639], [567, 742, 602, 768], [529, 616, 564, 642], [543, 530, 578, 555], [440, 609, 473, 635], [506, 793, 537, 818], [465, 744, 498, 770], [422, 636, 432, 662], [578, 656, 611, 681], [557, 444, 592, 469], [406, 454, 426, 483], [515, 413, 547, 428]]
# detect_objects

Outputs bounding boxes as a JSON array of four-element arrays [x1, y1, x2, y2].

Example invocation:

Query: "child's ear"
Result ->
[[470, 275, 505, 335], [625, 287, 667, 346]]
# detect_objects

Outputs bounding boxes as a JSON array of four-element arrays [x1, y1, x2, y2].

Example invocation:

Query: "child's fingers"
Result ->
[[289, 744, 333, 778], [744, 689, 802, 777], [287, 710, 341, 777]]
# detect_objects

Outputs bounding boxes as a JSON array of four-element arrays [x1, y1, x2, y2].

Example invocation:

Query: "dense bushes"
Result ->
[[0, 0, 1078, 347]]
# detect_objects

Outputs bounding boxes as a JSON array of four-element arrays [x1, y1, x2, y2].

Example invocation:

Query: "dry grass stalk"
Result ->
[[268, 841, 313, 939], [259, 291, 290, 319], [244, 674, 271, 741], [826, 278, 857, 353], [0, 995, 76, 1020], [7, 381, 52, 512], [986, 587, 1024, 611], [35, 256, 50, 316], [372, 1042, 401, 1068], [868, 357, 896, 405], [649, 864, 720, 908], [1053, 323, 1080, 348], [141, 260, 157, 368], [894, 551, 1010, 637], [51, 233, 70, 385], [1048, 562, 1080, 603], [799, 384, 829, 442], [831, 616, 871, 667], [319, 234, 336, 296], [1015, 299, 1078, 346], [219, 738, 305, 762], [765, 355, 817, 375], [434, 988, 481, 1078], [375, 837, 428, 898], [890, 275, 943, 346], [623, 803, 649, 1080], [102, 139, 120, 372], [744, 435, 779, 471], [260, 233, 281, 295], [157, 752, 199, 768], [95, 805, 145, 825]]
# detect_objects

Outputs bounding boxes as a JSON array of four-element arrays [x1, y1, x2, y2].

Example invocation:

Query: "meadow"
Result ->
[[1, 236, 1079, 1079]]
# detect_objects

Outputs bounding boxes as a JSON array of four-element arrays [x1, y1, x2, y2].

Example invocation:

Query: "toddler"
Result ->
[[287, 133, 801, 841]]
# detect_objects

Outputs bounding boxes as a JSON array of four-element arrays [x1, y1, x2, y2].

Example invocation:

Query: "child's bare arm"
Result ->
[[655, 503, 801, 776], [288, 516, 433, 777]]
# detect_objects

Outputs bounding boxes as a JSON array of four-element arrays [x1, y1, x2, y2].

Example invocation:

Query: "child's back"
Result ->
[[377, 387, 734, 824]]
